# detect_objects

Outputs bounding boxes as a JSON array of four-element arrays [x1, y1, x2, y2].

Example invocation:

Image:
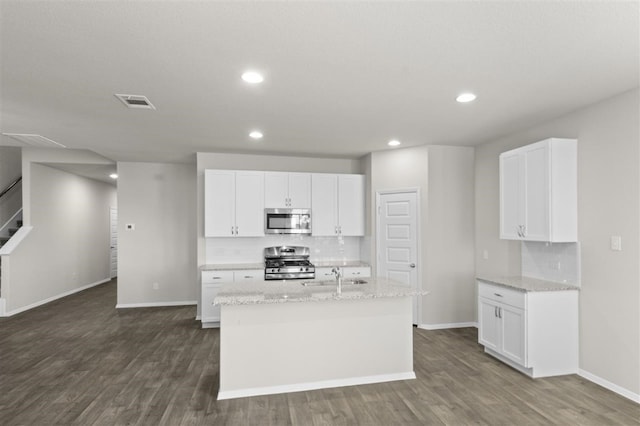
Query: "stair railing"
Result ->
[[0, 176, 21, 200]]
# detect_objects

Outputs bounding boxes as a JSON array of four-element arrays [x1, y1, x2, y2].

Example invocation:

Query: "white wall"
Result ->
[[368, 145, 476, 327], [475, 88, 640, 398], [0, 147, 22, 226], [2, 162, 116, 314], [424, 146, 476, 326], [117, 162, 197, 307]]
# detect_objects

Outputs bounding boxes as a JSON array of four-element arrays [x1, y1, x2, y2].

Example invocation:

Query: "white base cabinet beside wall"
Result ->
[[477, 280, 579, 378], [201, 269, 262, 328]]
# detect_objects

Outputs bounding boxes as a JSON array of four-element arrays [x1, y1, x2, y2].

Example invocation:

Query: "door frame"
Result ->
[[110, 206, 117, 279], [375, 188, 422, 325]]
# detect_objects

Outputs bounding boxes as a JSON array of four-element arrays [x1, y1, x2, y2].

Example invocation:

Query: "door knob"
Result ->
[[409, 263, 416, 268]]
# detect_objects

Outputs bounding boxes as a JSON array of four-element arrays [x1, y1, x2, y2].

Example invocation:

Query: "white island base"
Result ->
[[218, 296, 415, 400]]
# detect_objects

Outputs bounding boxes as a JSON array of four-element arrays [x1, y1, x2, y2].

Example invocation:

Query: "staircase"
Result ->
[[0, 219, 23, 249]]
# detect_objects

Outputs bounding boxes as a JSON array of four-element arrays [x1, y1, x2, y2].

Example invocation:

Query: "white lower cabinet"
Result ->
[[201, 270, 238, 328], [315, 266, 371, 280], [477, 280, 578, 378]]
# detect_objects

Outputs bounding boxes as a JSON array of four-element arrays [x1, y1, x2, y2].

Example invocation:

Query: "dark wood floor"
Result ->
[[1, 280, 638, 425]]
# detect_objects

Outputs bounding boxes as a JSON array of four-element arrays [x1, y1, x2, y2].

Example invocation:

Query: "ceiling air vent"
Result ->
[[115, 94, 156, 110], [1, 133, 66, 148]]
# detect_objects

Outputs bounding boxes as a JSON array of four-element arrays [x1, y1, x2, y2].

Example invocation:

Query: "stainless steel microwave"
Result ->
[[265, 208, 311, 235]]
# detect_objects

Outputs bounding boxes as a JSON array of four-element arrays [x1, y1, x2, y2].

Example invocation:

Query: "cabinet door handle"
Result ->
[[409, 263, 416, 268], [494, 306, 498, 317], [494, 293, 503, 297], [235, 226, 239, 235], [498, 307, 502, 318]]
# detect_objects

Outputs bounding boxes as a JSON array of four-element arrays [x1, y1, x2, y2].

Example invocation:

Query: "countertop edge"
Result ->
[[477, 276, 580, 292]]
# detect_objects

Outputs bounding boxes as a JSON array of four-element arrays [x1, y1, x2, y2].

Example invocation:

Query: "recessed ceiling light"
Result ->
[[388, 139, 401, 147], [456, 93, 477, 103], [249, 131, 263, 139], [109, 173, 118, 179], [242, 71, 264, 84]]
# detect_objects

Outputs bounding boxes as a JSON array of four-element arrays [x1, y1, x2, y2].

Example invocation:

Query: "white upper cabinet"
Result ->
[[205, 170, 264, 237], [499, 138, 577, 242], [264, 172, 311, 208], [311, 173, 365, 236], [311, 174, 338, 236]]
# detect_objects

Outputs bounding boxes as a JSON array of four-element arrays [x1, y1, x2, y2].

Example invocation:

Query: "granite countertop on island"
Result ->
[[214, 277, 426, 306], [477, 276, 579, 292]]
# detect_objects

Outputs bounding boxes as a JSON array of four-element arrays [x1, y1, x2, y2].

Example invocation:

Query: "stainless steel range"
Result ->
[[264, 246, 315, 280]]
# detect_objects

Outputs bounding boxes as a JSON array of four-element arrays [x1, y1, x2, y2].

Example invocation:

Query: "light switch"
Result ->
[[482, 249, 489, 260], [610, 235, 622, 251]]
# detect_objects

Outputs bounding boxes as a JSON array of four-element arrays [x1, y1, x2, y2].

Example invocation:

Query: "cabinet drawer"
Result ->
[[315, 268, 335, 280], [202, 270, 234, 284], [343, 267, 371, 278], [478, 282, 525, 309], [233, 270, 263, 282]]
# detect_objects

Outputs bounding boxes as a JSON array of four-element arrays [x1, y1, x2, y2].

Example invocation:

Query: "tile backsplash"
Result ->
[[205, 234, 362, 264], [521, 241, 581, 286]]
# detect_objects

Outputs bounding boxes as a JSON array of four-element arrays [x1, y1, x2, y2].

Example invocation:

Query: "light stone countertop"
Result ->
[[214, 277, 427, 306], [201, 263, 264, 271], [477, 276, 579, 292]]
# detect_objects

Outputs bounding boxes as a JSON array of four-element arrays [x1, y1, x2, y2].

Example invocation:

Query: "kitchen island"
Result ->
[[214, 277, 424, 400]]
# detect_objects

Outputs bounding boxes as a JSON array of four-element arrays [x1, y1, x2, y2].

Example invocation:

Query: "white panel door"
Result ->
[[500, 304, 527, 365], [288, 172, 311, 208], [377, 191, 419, 324], [264, 172, 289, 208], [523, 144, 550, 241], [499, 152, 523, 240], [110, 207, 117, 278], [235, 171, 264, 237], [338, 175, 365, 236], [478, 299, 500, 351], [205, 170, 235, 237], [311, 174, 338, 236]]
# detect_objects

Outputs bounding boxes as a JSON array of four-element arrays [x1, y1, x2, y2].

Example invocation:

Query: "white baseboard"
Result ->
[[417, 321, 478, 330], [579, 369, 640, 403], [201, 321, 220, 329], [217, 371, 417, 400], [115, 300, 197, 309], [2, 278, 110, 317]]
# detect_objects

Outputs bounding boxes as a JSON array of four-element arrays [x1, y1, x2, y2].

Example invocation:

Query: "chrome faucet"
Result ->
[[332, 267, 342, 295]]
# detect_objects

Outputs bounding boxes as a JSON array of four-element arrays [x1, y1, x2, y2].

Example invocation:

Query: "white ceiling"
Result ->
[[1, 1, 638, 165]]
